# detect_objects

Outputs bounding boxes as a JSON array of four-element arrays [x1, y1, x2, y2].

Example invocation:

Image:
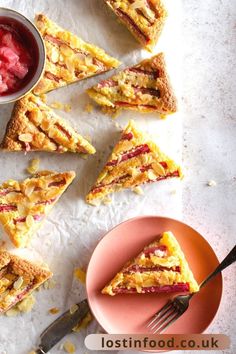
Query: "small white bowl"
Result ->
[[0, 7, 46, 104]]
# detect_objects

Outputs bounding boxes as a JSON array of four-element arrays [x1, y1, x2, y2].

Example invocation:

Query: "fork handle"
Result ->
[[199, 245, 236, 289]]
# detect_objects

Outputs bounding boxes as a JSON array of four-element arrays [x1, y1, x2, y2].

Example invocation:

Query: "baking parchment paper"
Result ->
[[0, 0, 182, 353]]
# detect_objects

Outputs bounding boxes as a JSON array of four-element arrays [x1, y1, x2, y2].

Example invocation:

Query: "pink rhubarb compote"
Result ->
[[0, 17, 38, 96]]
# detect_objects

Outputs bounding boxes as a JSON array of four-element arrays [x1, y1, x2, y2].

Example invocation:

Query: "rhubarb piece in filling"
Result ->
[[33, 14, 120, 95], [86, 120, 182, 204], [102, 231, 199, 296], [0, 250, 52, 313], [0, 93, 96, 154], [104, 0, 167, 51], [87, 53, 177, 115], [0, 170, 75, 247]]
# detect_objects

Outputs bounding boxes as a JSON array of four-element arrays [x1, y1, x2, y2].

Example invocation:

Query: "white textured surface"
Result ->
[[181, 1, 236, 353], [0, 0, 235, 354]]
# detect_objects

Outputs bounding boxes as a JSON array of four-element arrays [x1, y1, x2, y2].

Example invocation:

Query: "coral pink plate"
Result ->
[[86, 216, 222, 338]]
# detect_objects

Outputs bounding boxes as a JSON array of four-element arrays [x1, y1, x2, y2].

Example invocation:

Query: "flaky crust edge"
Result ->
[[0, 98, 27, 151], [138, 52, 178, 113], [0, 250, 52, 283]]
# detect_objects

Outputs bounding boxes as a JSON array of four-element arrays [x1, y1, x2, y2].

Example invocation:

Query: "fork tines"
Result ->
[[147, 301, 181, 333]]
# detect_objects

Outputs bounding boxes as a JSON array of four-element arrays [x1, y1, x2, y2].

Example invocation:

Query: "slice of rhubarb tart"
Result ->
[[0, 250, 52, 314], [33, 14, 120, 95], [102, 231, 199, 295], [1, 93, 96, 154], [86, 120, 182, 204], [87, 53, 177, 115], [0, 170, 75, 247], [104, 0, 167, 51]]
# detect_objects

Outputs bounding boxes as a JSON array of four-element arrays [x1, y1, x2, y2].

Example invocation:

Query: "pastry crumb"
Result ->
[[88, 198, 101, 206], [48, 278, 57, 289], [111, 109, 121, 119], [43, 278, 56, 290], [170, 189, 177, 195], [59, 343, 64, 350], [17, 294, 36, 313], [207, 180, 217, 187], [132, 186, 144, 195], [103, 196, 112, 205], [50, 101, 64, 110], [159, 113, 167, 119], [81, 154, 88, 160], [28, 351, 37, 354], [64, 104, 72, 112], [84, 103, 94, 113], [27, 158, 40, 174], [63, 341, 76, 353], [74, 267, 86, 284], [114, 121, 122, 130], [5, 308, 19, 317], [70, 304, 79, 314], [49, 307, 60, 314], [73, 311, 93, 332], [39, 94, 47, 103], [101, 106, 121, 119], [50, 101, 71, 112]]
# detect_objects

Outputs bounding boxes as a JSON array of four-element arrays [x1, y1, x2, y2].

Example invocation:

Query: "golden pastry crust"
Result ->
[[33, 14, 121, 95], [87, 53, 177, 115], [0, 250, 52, 313], [105, 0, 167, 51], [0, 250, 10, 269], [86, 120, 182, 203], [102, 231, 199, 295], [0, 170, 75, 247], [1, 93, 96, 154]]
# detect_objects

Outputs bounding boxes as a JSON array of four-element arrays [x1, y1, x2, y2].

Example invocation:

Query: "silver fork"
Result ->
[[147, 245, 236, 333]]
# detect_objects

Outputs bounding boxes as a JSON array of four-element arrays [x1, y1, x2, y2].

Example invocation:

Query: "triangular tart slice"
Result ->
[[105, 0, 167, 51], [102, 231, 199, 295], [0, 170, 75, 247], [1, 93, 96, 154], [33, 14, 120, 95], [0, 250, 52, 313], [86, 120, 182, 204], [87, 53, 177, 115]]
